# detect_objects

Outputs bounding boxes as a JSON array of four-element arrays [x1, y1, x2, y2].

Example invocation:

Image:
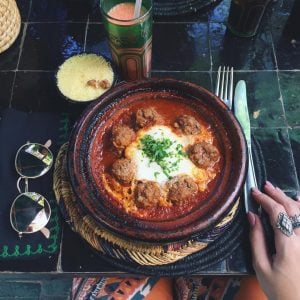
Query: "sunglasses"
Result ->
[[10, 140, 54, 239]]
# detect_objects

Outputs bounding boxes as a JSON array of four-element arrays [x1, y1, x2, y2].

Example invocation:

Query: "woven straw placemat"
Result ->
[[0, 0, 21, 54], [53, 143, 241, 266], [94, 210, 245, 276]]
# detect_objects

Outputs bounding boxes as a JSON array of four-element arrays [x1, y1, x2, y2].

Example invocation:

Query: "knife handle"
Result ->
[[247, 145, 257, 189], [244, 146, 260, 214]]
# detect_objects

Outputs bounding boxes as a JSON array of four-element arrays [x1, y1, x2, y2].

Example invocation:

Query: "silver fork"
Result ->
[[215, 66, 234, 110], [215, 66, 258, 214]]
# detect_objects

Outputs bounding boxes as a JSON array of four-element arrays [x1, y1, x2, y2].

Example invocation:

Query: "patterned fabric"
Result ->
[[71, 277, 160, 300], [72, 276, 267, 300], [174, 277, 240, 300], [174, 276, 267, 300]]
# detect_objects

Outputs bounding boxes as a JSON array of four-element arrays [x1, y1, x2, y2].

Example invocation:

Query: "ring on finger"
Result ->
[[275, 212, 294, 237], [290, 214, 300, 229]]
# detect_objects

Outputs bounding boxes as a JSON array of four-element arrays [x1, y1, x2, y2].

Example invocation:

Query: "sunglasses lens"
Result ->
[[10, 192, 51, 234], [16, 143, 53, 178]]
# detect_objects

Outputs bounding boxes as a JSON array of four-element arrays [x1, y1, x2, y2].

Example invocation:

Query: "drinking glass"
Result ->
[[227, 0, 271, 37], [100, 0, 153, 81]]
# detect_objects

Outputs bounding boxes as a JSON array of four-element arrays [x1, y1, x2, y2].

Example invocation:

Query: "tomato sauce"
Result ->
[[90, 92, 224, 221]]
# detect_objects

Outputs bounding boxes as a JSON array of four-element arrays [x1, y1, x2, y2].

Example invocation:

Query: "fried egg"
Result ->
[[125, 125, 200, 185]]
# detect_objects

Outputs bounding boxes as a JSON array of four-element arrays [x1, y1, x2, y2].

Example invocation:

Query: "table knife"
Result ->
[[233, 80, 258, 213]]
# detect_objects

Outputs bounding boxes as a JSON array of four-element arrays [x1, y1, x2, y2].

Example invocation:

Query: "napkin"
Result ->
[[0, 108, 69, 260]]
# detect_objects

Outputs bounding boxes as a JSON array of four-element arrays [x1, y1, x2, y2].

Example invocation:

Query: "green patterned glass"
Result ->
[[100, 0, 153, 81]]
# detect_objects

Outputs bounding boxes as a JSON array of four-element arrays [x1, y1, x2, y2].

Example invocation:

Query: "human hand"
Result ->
[[248, 181, 300, 300]]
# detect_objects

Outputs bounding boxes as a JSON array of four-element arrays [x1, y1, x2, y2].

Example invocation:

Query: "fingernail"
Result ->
[[265, 181, 275, 189], [247, 212, 256, 227], [251, 187, 261, 195], [296, 195, 300, 202]]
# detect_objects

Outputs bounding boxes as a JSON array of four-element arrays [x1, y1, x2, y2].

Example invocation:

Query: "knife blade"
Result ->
[[234, 80, 258, 213]]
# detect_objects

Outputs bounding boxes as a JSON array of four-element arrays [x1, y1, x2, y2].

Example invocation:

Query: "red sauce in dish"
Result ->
[[90, 93, 223, 221]]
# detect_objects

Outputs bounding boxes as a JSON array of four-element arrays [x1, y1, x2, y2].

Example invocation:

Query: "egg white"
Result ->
[[125, 125, 198, 185]]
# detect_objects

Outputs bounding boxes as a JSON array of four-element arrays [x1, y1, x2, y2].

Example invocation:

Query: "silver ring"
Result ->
[[290, 214, 300, 229], [275, 212, 293, 237]]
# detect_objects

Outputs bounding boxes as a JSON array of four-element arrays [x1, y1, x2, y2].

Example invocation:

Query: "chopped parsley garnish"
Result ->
[[154, 171, 160, 178], [139, 134, 186, 178]]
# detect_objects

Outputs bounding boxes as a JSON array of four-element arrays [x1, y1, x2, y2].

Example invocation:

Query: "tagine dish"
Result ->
[[67, 78, 247, 242]]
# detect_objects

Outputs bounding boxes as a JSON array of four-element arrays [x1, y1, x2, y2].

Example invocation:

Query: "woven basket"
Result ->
[[0, 0, 21, 54], [53, 143, 240, 266]]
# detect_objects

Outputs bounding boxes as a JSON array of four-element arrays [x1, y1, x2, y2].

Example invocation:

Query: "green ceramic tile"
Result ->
[[40, 296, 69, 300], [212, 71, 285, 127], [19, 23, 85, 70], [0, 24, 24, 71], [289, 128, 300, 189], [0, 298, 39, 300], [152, 71, 212, 91], [210, 23, 276, 71], [152, 23, 211, 71], [16, 0, 31, 21], [209, 22, 227, 69], [268, 0, 295, 18], [0, 72, 14, 109], [253, 128, 298, 191], [85, 23, 111, 60], [209, 0, 230, 23], [270, 14, 292, 45], [0, 281, 41, 297], [279, 71, 300, 127], [269, 0, 297, 46], [41, 278, 72, 296]]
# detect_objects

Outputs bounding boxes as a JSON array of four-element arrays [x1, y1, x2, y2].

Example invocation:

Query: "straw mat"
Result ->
[[53, 143, 241, 266]]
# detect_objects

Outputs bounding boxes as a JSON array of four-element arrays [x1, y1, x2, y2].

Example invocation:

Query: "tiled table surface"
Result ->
[[0, 0, 299, 275]]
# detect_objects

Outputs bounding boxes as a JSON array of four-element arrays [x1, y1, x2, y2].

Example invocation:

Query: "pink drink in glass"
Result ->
[[101, 1, 152, 81]]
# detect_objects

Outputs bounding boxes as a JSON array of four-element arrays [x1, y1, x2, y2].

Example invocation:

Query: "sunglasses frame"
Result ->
[[10, 140, 54, 239], [10, 192, 52, 238], [15, 141, 54, 179]]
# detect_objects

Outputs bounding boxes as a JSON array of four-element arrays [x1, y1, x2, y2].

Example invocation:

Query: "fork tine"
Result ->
[[224, 66, 229, 101], [215, 66, 221, 96], [215, 66, 234, 109], [220, 66, 225, 100], [228, 67, 234, 109]]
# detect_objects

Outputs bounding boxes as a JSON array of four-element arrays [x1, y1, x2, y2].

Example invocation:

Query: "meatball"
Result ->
[[174, 115, 201, 135], [112, 124, 136, 149], [134, 181, 162, 208], [167, 175, 198, 204], [189, 141, 219, 168], [136, 107, 160, 128], [111, 158, 136, 184]]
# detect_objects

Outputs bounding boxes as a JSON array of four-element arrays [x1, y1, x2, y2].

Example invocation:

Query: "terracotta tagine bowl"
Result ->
[[67, 78, 247, 243]]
